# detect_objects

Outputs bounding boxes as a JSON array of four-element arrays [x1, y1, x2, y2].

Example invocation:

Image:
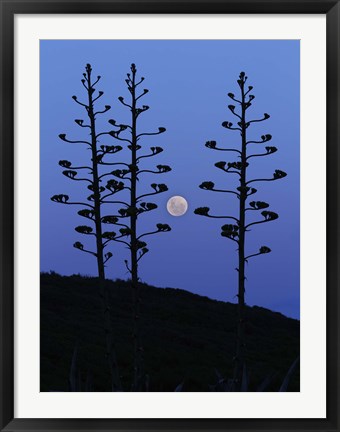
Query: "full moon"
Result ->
[[166, 196, 188, 217]]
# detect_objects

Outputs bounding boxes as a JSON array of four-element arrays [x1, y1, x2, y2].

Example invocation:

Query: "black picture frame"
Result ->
[[0, 1, 339, 431]]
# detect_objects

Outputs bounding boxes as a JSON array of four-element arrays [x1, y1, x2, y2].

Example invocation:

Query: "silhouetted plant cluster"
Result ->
[[51, 63, 171, 391], [195, 72, 287, 390]]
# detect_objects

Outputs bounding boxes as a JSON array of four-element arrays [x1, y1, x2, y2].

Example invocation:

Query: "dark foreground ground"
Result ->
[[41, 272, 299, 392]]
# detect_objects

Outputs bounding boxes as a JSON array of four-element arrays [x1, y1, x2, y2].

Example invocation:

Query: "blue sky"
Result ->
[[40, 40, 300, 318]]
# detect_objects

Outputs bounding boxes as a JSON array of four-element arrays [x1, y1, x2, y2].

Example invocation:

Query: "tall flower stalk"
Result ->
[[51, 64, 127, 391], [107, 63, 171, 390], [195, 72, 287, 389]]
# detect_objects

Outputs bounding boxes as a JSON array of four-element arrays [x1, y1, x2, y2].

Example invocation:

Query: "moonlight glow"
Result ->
[[167, 196, 188, 217]]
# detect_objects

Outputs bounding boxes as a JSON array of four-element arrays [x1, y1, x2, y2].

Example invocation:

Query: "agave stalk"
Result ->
[[108, 63, 171, 391], [195, 72, 287, 389], [51, 64, 127, 391]]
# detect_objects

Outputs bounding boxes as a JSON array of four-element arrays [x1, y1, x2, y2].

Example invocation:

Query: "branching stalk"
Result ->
[[195, 72, 287, 390]]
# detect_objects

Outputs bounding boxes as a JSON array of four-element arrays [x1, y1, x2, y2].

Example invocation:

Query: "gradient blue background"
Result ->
[[40, 40, 300, 318]]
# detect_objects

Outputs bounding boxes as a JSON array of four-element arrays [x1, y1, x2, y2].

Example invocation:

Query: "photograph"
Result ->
[[40, 39, 300, 392]]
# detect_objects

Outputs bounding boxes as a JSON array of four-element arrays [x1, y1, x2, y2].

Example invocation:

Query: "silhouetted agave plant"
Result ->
[[195, 72, 287, 390], [68, 343, 93, 392], [211, 356, 299, 392], [106, 63, 171, 391], [51, 64, 128, 391]]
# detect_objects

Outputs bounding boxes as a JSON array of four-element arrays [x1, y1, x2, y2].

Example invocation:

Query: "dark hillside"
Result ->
[[41, 272, 299, 391]]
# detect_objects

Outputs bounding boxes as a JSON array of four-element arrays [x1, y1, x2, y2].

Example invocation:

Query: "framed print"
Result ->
[[0, 1, 339, 431]]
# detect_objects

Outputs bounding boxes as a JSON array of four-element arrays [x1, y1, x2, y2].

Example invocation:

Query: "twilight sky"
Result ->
[[40, 40, 300, 318]]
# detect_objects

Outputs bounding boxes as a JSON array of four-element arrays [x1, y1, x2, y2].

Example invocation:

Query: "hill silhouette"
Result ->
[[40, 272, 299, 392]]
